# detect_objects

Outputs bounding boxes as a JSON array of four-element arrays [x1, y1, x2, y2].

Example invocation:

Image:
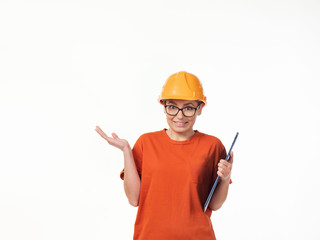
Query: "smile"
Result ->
[[174, 121, 188, 126]]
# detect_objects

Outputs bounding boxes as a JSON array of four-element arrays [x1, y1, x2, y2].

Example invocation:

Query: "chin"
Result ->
[[167, 118, 195, 134], [170, 125, 192, 134]]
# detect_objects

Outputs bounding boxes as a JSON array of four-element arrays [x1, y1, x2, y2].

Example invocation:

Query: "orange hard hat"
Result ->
[[159, 71, 207, 105]]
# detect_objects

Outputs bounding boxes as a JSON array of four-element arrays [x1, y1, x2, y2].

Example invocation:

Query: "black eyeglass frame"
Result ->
[[164, 104, 201, 117]]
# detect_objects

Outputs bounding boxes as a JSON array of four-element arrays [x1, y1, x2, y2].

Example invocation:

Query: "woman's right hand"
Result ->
[[95, 126, 130, 151]]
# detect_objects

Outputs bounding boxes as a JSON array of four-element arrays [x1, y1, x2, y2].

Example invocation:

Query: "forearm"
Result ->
[[208, 177, 230, 211], [123, 146, 141, 207]]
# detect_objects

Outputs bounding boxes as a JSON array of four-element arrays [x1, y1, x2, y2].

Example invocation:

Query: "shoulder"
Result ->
[[197, 131, 225, 149], [135, 130, 164, 144], [138, 130, 163, 140], [197, 131, 227, 159], [197, 131, 222, 143]]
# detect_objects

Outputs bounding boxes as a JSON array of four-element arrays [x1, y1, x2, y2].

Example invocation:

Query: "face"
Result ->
[[163, 99, 204, 135]]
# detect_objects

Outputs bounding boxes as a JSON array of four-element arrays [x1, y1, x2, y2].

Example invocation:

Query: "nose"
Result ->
[[176, 109, 184, 119]]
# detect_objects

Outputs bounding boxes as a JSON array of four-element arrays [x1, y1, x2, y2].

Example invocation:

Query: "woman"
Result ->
[[96, 71, 233, 240]]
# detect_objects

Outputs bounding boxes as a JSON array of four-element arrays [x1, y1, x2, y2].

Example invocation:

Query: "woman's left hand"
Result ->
[[217, 151, 233, 181]]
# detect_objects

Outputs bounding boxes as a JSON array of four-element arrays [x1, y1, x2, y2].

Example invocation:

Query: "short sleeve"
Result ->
[[219, 143, 227, 161], [120, 135, 143, 180]]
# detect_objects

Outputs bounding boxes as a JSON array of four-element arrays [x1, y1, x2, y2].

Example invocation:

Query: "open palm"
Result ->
[[95, 126, 129, 151]]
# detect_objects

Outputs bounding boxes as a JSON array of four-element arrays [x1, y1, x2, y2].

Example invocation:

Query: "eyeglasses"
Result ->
[[164, 105, 200, 117]]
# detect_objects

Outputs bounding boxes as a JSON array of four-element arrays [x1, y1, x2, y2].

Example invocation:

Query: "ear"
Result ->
[[197, 102, 205, 116]]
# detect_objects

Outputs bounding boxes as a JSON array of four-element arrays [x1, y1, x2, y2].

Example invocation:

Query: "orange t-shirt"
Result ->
[[120, 129, 227, 240]]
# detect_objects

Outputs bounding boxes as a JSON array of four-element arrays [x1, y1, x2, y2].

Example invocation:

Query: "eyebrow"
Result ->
[[167, 101, 196, 107]]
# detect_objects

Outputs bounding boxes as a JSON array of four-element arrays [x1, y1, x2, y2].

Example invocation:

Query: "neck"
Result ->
[[166, 128, 196, 141]]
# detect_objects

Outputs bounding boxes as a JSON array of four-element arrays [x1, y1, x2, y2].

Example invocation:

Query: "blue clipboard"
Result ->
[[203, 132, 239, 212]]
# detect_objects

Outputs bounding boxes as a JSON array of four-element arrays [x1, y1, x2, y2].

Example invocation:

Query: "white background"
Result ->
[[1, 0, 319, 239]]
